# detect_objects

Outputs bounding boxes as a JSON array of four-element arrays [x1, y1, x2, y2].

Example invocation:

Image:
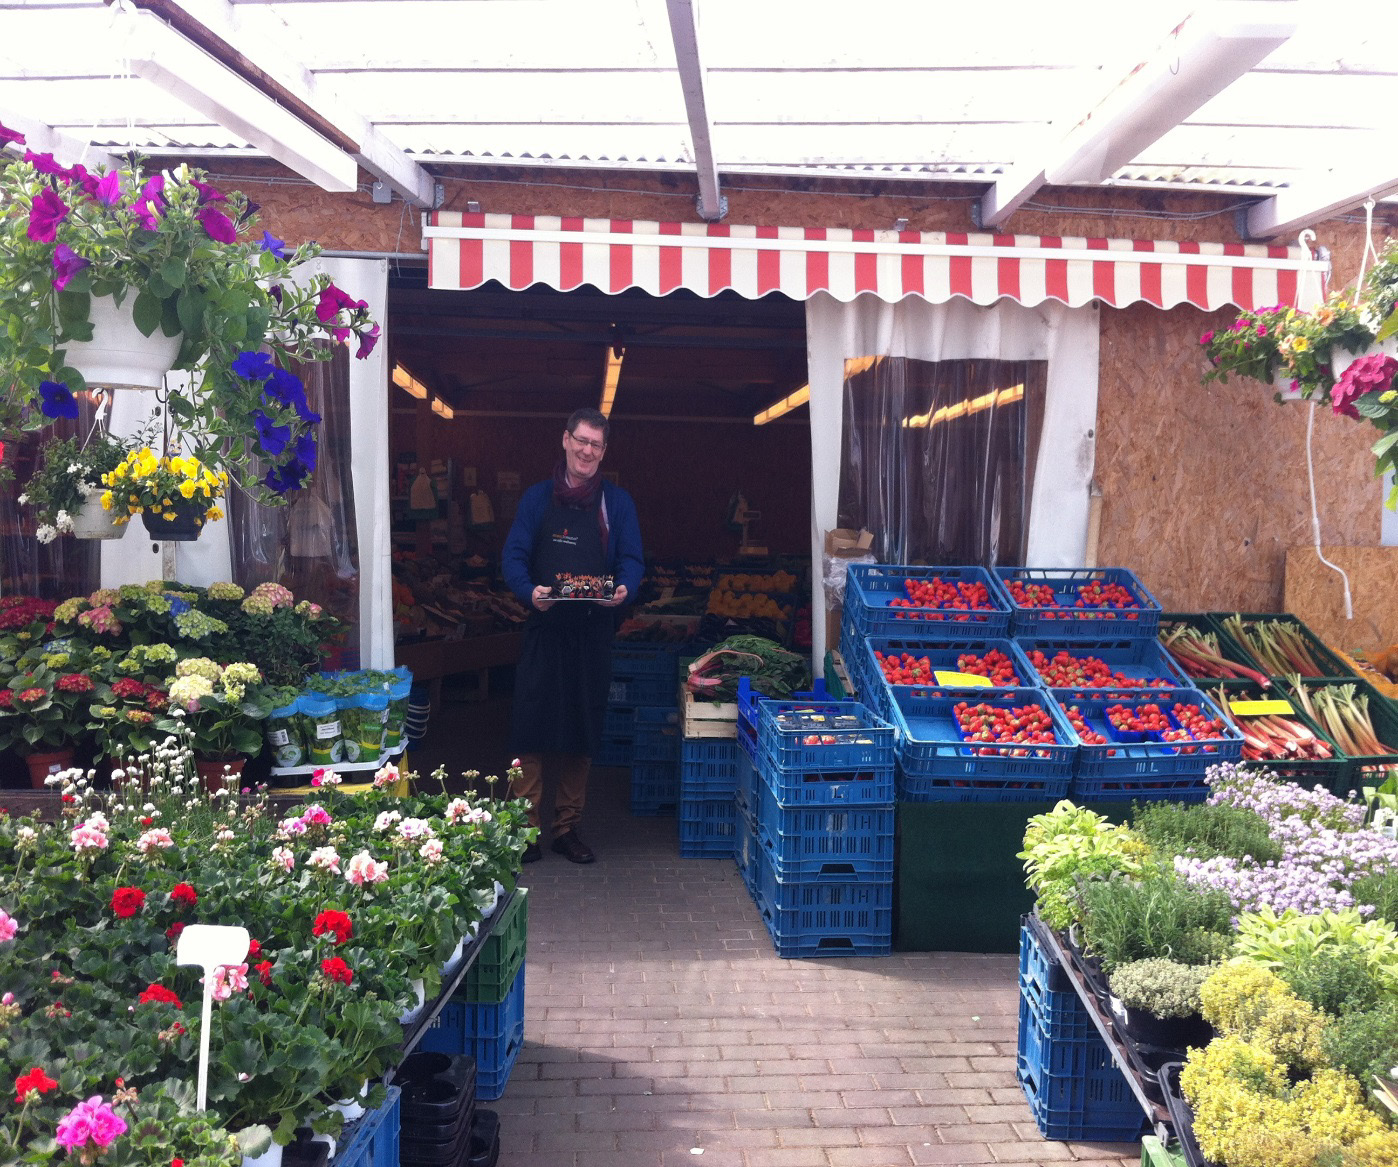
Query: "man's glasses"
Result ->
[[568, 433, 606, 452]]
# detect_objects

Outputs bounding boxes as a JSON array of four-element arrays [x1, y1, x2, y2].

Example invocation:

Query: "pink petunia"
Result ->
[[197, 206, 237, 244], [27, 188, 69, 242]]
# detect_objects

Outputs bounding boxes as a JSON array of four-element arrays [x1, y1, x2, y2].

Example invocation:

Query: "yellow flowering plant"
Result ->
[[99, 447, 227, 527]]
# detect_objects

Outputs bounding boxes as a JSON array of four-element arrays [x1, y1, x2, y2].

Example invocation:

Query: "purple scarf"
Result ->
[[551, 457, 609, 552]]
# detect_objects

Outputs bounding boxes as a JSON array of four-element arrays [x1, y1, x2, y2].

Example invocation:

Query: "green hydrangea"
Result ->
[[53, 597, 88, 623], [130, 643, 177, 665], [176, 657, 223, 683], [207, 582, 245, 601], [117, 585, 170, 613], [169, 674, 215, 705], [173, 609, 228, 640], [41, 652, 70, 670]]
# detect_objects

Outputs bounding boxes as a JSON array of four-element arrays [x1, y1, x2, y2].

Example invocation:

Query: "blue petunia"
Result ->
[[294, 433, 318, 474], [38, 380, 78, 419], [260, 231, 288, 260], [253, 411, 291, 457], [263, 367, 306, 409], [264, 458, 310, 495], [231, 351, 274, 381]]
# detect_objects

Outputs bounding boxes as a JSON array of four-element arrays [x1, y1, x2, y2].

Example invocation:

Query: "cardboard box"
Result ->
[[824, 527, 874, 557]]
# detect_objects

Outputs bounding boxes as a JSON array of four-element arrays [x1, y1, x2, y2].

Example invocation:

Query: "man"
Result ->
[[502, 408, 644, 864]]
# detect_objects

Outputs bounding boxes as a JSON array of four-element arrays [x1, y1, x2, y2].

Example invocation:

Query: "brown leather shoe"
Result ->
[[521, 842, 542, 864], [550, 830, 595, 864]]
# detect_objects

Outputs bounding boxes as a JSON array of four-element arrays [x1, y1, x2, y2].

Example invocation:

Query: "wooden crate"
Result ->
[[682, 687, 738, 739]]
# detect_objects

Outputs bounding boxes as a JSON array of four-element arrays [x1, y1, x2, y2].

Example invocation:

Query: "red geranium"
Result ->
[[14, 1066, 58, 1105], [138, 983, 183, 1009], [169, 883, 198, 908], [165, 921, 185, 944], [321, 957, 353, 985], [111, 886, 146, 918], [247, 938, 261, 959], [312, 909, 353, 945], [254, 960, 274, 986]]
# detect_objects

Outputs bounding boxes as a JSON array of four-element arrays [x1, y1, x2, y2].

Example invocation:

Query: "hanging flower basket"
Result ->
[[140, 497, 207, 541], [71, 494, 125, 540], [60, 293, 183, 390]]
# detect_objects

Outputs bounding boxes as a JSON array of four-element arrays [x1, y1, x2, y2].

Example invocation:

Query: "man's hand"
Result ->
[[598, 584, 628, 608], [531, 585, 556, 611]]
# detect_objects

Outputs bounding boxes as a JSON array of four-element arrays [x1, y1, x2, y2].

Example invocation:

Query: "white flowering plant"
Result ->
[[19, 431, 131, 541], [166, 658, 272, 761]]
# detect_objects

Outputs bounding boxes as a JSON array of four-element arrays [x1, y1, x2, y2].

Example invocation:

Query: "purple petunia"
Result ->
[[355, 322, 380, 360], [52, 244, 91, 291], [38, 381, 78, 420], [23, 150, 66, 176], [231, 351, 275, 381], [190, 180, 225, 205], [0, 121, 25, 148], [27, 188, 69, 243], [93, 171, 121, 206], [197, 206, 237, 244], [252, 412, 291, 458]]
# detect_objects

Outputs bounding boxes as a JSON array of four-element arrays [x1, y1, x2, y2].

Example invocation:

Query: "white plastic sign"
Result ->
[[176, 924, 250, 1111]]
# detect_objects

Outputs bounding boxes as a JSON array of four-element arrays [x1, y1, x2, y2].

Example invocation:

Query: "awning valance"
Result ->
[[423, 212, 1328, 312]]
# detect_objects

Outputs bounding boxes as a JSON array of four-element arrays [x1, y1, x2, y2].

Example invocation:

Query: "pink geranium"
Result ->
[[206, 963, 249, 1002], [55, 1096, 127, 1151], [344, 851, 389, 886], [0, 910, 17, 943]]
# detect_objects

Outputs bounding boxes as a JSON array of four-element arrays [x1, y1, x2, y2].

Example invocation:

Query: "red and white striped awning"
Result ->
[[423, 213, 1328, 311]]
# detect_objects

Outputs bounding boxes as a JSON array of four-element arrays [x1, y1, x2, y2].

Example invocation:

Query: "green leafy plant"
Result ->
[[1352, 869, 1398, 927], [1077, 870, 1235, 971], [1132, 799, 1283, 865], [1321, 1000, 1398, 1093], [1019, 800, 1147, 932], [1108, 958, 1211, 1019], [1233, 906, 1398, 998], [1279, 945, 1388, 1018]]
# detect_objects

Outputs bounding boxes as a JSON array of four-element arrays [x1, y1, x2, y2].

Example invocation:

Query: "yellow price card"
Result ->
[[1229, 699, 1294, 716], [933, 670, 994, 687]]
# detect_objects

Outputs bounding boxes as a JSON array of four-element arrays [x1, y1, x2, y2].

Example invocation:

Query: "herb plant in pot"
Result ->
[[1107, 958, 1214, 1050], [19, 429, 133, 540]]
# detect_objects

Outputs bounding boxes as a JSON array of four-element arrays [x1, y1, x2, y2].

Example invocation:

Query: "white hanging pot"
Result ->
[[241, 1142, 283, 1167], [71, 495, 124, 540], [61, 293, 183, 390], [1333, 336, 1398, 381], [397, 977, 426, 1025]]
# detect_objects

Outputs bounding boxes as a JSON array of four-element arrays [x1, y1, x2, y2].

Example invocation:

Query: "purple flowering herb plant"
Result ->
[[0, 136, 377, 497]]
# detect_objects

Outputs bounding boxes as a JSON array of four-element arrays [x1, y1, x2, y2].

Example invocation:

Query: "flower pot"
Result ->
[[195, 755, 246, 794], [330, 1080, 370, 1123], [62, 293, 183, 390], [398, 976, 427, 1025], [1109, 995, 1213, 1050], [72, 495, 125, 540], [441, 935, 466, 976], [140, 498, 206, 542], [25, 747, 75, 789], [241, 1141, 284, 1167]]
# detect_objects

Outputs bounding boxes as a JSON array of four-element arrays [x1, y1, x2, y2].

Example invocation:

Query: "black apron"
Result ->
[[509, 494, 614, 756]]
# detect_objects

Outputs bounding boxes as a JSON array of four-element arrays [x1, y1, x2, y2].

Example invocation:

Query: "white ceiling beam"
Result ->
[[115, 8, 359, 192], [978, 0, 1298, 229], [0, 107, 119, 170], [1245, 158, 1398, 239], [664, 0, 726, 221]]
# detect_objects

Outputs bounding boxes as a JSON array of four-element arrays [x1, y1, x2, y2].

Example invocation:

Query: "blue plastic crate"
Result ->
[[735, 802, 759, 889], [993, 566, 1162, 640], [757, 749, 895, 808], [678, 796, 737, 859], [630, 759, 678, 816], [756, 699, 894, 773], [1056, 688, 1242, 801], [1018, 921, 1091, 1039], [680, 737, 742, 797], [1018, 638, 1189, 691], [610, 643, 681, 706], [844, 564, 1012, 640], [888, 686, 1076, 800], [736, 676, 839, 757], [752, 780, 895, 879], [594, 733, 632, 768], [854, 635, 1038, 719], [1017, 995, 1147, 1142], [604, 704, 636, 738], [751, 842, 892, 958], [419, 964, 525, 1101], [1018, 916, 1073, 997], [337, 1087, 400, 1167], [632, 705, 680, 763]]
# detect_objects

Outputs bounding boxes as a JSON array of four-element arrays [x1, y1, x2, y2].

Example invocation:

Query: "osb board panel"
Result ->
[[1093, 302, 1379, 614], [1284, 546, 1398, 654]]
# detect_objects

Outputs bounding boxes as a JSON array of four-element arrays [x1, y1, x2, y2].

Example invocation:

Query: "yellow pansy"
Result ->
[[207, 506, 224, 522], [100, 491, 113, 510], [179, 480, 197, 499]]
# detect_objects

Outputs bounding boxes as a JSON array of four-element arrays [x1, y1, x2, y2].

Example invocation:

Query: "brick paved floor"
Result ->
[[494, 763, 1141, 1167]]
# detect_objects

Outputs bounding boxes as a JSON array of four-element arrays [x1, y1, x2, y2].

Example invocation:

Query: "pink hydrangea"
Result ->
[[75, 605, 122, 636], [55, 1096, 127, 1150], [344, 851, 389, 886]]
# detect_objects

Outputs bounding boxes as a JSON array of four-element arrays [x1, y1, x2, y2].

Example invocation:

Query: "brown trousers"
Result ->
[[511, 752, 590, 833]]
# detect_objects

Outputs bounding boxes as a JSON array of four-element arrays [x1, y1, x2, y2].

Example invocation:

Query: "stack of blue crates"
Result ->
[[418, 962, 526, 1101], [629, 704, 681, 815], [1016, 918, 1147, 1141], [736, 681, 896, 957], [602, 642, 685, 814], [678, 736, 742, 858]]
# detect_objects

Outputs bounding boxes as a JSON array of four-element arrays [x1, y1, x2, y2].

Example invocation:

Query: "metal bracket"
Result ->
[[433, 182, 446, 210], [371, 181, 392, 205], [968, 200, 985, 231], [696, 193, 729, 222]]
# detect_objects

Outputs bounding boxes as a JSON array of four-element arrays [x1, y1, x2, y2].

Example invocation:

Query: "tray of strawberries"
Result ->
[[993, 567, 1162, 640]]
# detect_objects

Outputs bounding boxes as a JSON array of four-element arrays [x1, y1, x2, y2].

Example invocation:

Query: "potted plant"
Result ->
[[0, 131, 379, 497], [1107, 957, 1214, 1049], [18, 430, 133, 540], [0, 662, 96, 784], [165, 657, 271, 786], [99, 446, 228, 540]]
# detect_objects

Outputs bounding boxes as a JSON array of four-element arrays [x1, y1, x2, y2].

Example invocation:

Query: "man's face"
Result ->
[[563, 421, 607, 481]]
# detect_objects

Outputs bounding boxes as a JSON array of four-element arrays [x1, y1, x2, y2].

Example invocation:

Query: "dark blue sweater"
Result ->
[[502, 479, 644, 606]]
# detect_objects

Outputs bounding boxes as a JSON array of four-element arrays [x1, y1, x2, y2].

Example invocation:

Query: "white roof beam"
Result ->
[[978, 0, 1298, 229], [1245, 158, 1398, 239], [664, 0, 726, 221], [127, 0, 437, 206], [0, 108, 119, 170]]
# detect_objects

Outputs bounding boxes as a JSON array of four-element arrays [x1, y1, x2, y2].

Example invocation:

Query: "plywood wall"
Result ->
[[1285, 546, 1398, 654]]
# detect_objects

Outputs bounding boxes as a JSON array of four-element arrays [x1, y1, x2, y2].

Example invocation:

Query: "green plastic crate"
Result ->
[[1283, 677, 1398, 797], [1158, 612, 1263, 686], [1141, 1136, 1186, 1167], [1206, 679, 1353, 794], [1207, 611, 1357, 682], [463, 888, 528, 1004]]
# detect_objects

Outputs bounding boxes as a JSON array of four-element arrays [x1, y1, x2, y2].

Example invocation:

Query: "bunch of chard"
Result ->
[[1212, 687, 1335, 761], [1160, 623, 1270, 685], [1221, 615, 1331, 677]]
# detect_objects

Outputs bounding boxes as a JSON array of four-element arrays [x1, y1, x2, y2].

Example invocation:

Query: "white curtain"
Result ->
[[805, 293, 1101, 667], [101, 256, 392, 669]]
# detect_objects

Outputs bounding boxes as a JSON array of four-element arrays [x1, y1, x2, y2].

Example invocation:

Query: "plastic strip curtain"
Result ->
[[227, 345, 362, 667], [0, 398, 102, 598], [837, 355, 1046, 566]]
